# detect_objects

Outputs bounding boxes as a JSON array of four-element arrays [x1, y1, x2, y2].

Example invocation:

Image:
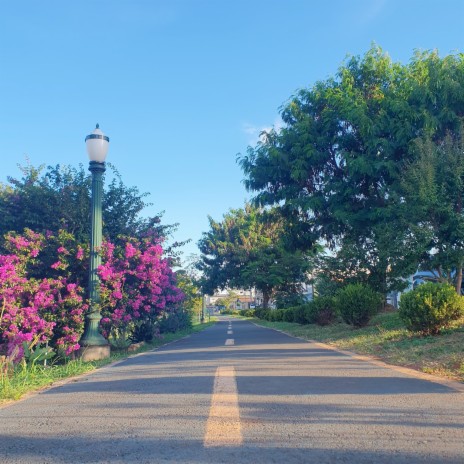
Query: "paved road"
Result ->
[[0, 318, 463, 463]]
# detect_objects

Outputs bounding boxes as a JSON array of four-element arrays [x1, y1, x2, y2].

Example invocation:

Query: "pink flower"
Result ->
[[125, 243, 137, 259], [112, 290, 123, 299], [76, 247, 84, 260], [66, 283, 77, 292]]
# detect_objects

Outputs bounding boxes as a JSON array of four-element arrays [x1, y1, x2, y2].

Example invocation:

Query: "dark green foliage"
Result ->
[[268, 309, 285, 322], [254, 298, 337, 327], [254, 307, 270, 319], [198, 204, 314, 307], [22, 342, 55, 365], [313, 273, 343, 297], [129, 305, 193, 342], [239, 47, 464, 294], [304, 297, 337, 326], [399, 282, 464, 335], [273, 290, 307, 310], [158, 307, 192, 334], [221, 309, 240, 316], [292, 305, 308, 324], [1, 164, 91, 242], [241, 309, 255, 318], [175, 270, 202, 323], [129, 321, 158, 343], [0, 163, 185, 257], [335, 284, 383, 327], [282, 308, 295, 322], [401, 132, 464, 293]]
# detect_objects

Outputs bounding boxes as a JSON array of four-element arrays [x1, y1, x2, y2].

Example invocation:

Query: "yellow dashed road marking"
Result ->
[[204, 366, 242, 447]]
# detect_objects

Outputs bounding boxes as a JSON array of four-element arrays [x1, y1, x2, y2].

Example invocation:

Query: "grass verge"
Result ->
[[0, 321, 216, 404], [252, 312, 464, 382]]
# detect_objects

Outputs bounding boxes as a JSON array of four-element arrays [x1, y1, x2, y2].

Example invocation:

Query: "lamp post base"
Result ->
[[78, 344, 111, 362], [79, 310, 110, 361]]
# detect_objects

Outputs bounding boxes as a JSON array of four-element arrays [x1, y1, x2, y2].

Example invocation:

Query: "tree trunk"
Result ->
[[262, 291, 270, 309], [455, 264, 463, 295]]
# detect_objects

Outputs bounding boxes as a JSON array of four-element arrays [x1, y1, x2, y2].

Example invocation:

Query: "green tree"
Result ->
[[175, 270, 203, 322], [402, 131, 464, 293], [0, 163, 186, 259], [198, 205, 314, 308], [239, 46, 464, 293], [214, 291, 239, 310]]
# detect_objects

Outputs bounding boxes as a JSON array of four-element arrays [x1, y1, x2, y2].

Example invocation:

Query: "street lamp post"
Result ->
[[201, 293, 205, 323], [79, 124, 111, 361]]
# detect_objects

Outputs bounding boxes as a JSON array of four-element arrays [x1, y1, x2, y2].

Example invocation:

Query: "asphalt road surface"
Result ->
[[0, 318, 463, 463]]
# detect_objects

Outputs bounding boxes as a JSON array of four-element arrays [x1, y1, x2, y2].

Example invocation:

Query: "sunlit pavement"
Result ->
[[0, 317, 463, 463]]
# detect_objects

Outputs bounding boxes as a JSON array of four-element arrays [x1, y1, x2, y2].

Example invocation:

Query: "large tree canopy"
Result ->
[[239, 47, 464, 293], [197, 205, 315, 307]]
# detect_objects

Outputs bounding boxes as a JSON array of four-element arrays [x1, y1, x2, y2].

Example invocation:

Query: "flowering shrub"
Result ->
[[98, 236, 185, 341], [0, 229, 185, 361], [0, 254, 54, 358], [0, 230, 87, 358]]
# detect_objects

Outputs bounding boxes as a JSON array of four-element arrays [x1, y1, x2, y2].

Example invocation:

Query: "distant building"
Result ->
[[205, 288, 263, 310]]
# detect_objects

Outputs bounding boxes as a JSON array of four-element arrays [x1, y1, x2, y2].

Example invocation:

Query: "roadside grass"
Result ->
[[0, 320, 216, 404], [252, 312, 464, 382]]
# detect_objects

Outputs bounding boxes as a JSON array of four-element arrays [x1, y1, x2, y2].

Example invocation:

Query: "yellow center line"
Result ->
[[204, 366, 242, 447]]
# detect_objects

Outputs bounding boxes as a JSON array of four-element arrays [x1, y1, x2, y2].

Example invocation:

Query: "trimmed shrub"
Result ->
[[305, 296, 337, 326], [241, 309, 255, 318], [399, 282, 464, 335], [335, 284, 382, 327], [158, 307, 192, 334], [283, 308, 295, 322], [222, 309, 240, 315], [292, 305, 309, 324], [130, 321, 159, 343], [268, 309, 285, 322], [254, 307, 269, 319]]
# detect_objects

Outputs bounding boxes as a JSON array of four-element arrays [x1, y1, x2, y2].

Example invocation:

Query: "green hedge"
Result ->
[[254, 281, 464, 334], [241, 309, 255, 318], [254, 284, 381, 328], [254, 298, 337, 326]]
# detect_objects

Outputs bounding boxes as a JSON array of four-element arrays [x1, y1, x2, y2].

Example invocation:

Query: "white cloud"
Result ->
[[242, 117, 284, 145]]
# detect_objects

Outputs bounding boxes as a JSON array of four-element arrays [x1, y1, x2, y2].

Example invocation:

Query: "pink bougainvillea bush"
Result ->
[[0, 228, 186, 360], [98, 235, 185, 342], [0, 229, 87, 358]]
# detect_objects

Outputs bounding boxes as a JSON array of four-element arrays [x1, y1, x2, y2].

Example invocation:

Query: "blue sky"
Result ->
[[1, 0, 463, 263]]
